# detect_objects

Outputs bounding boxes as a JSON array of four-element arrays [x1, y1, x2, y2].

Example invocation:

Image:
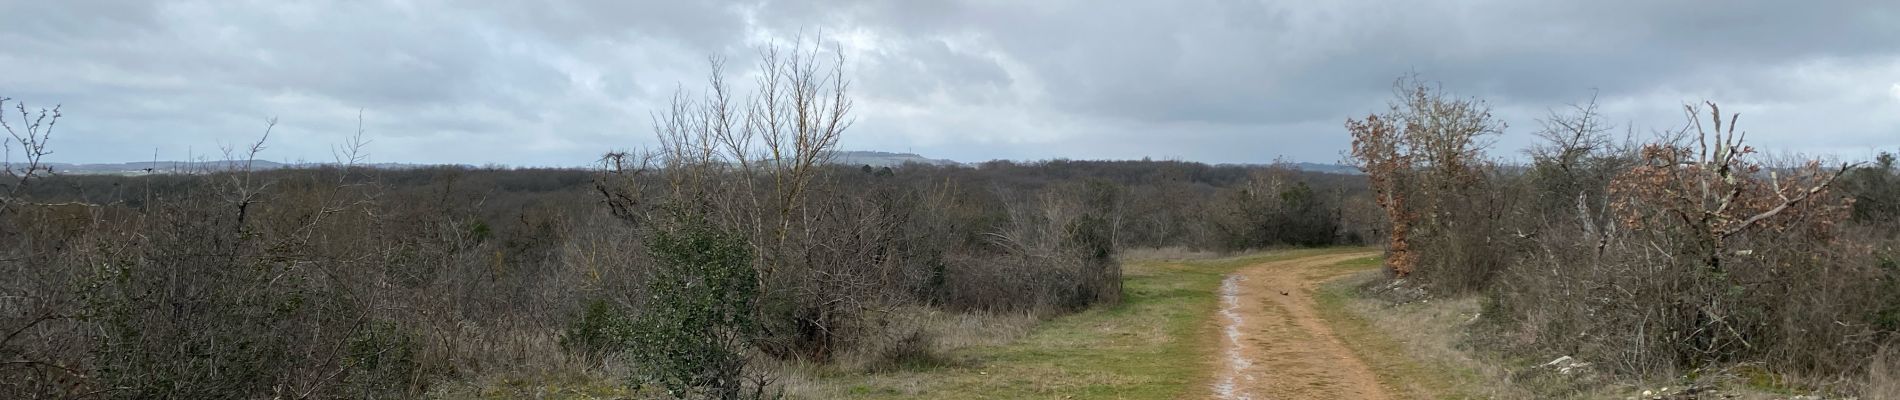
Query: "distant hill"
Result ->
[[36, 152, 954, 175], [826, 152, 1358, 174], [42, 160, 425, 175], [1286, 162, 1362, 175], [827, 151, 959, 167], [40, 153, 1356, 175]]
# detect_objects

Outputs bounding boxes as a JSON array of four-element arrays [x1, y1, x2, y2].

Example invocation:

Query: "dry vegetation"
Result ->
[[3, 40, 1894, 398], [1346, 78, 1900, 398], [0, 46, 1372, 398]]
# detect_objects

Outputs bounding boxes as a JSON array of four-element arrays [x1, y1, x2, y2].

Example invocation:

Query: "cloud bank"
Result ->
[[3, 0, 1896, 165]]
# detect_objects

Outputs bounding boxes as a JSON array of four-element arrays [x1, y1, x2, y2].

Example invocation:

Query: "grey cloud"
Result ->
[[2, 1, 1895, 166], [857, 37, 1013, 103]]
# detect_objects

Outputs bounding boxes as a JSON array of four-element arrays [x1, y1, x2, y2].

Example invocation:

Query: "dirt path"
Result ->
[[1211, 251, 1388, 400]]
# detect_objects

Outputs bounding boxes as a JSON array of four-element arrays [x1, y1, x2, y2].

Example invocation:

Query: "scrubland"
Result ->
[[2, 54, 1896, 399]]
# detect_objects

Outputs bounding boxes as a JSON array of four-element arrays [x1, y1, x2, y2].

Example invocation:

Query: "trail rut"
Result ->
[[1210, 252, 1387, 400]]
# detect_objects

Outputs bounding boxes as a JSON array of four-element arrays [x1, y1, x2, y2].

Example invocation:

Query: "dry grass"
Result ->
[[829, 306, 1043, 373], [426, 366, 639, 400], [914, 309, 1043, 350], [1314, 257, 1882, 400], [1317, 266, 1716, 399], [1315, 264, 1558, 399], [1865, 348, 1900, 400], [1117, 246, 1228, 264]]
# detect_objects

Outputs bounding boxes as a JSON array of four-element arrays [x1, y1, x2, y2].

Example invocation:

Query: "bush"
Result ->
[[343, 321, 422, 397], [559, 298, 629, 355], [1342, 80, 1900, 394], [1346, 77, 1507, 291], [624, 210, 767, 399]]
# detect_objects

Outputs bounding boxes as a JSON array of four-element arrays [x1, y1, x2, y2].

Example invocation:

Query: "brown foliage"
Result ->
[[1347, 113, 1417, 276], [1609, 103, 1853, 249], [1476, 100, 1894, 394], [1346, 77, 1503, 285], [1344, 77, 1898, 395]]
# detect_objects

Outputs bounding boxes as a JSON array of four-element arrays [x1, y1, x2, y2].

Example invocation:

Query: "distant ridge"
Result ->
[[42, 160, 426, 175], [1285, 162, 1362, 175], [827, 151, 959, 167], [42, 153, 1359, 175], [37, 152, 955, 175], [824, 152, 1362, 175]]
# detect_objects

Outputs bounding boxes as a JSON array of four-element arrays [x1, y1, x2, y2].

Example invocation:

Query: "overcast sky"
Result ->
[[3, 0, 1897, 166]]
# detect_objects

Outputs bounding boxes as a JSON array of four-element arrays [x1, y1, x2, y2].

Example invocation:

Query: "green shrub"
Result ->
[[624, 211, 770, 399], [560, 298, 631, 355], [344, 320, 421, 397]]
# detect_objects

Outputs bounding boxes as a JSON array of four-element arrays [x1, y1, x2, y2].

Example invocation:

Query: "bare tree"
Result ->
[[0, 97, 61, 217], [1529, 91, 1613, 173]]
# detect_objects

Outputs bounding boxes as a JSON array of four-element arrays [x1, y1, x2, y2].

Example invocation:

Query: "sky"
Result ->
[[2, 0, 1897, 166]]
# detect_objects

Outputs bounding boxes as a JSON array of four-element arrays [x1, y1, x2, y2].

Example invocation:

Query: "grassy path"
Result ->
[[1209, 251, 1392, 399], [792, 248, 1379, 399]]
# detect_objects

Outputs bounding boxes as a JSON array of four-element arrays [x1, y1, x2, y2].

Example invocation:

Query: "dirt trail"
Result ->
[[1211, 251, 1388, 400]]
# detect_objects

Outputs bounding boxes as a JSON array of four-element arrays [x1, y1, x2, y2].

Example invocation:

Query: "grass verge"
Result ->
[[1310, 256, 1489, 399]]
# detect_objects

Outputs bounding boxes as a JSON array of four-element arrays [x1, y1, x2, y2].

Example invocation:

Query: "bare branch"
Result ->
[[1717, 163, 1855, 238]]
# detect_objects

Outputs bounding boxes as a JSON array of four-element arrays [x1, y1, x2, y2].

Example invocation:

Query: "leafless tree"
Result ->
[[0, 97, 61, 218]]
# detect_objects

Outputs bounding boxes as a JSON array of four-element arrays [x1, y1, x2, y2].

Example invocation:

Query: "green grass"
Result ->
[[1310, 255, 1482, 399], [791, 247, 1372, 399]]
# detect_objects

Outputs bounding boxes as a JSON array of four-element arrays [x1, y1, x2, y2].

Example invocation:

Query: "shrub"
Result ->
[[1346, 77, 1505, 290], [624, 210, 768, 399], [1474, 102, 1894, 387], [560, 298, 631, 355], [343, 320, 422, 397]]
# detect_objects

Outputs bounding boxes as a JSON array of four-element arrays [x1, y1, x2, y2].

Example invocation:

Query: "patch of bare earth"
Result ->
[[1211, 251, 1389, 400]]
